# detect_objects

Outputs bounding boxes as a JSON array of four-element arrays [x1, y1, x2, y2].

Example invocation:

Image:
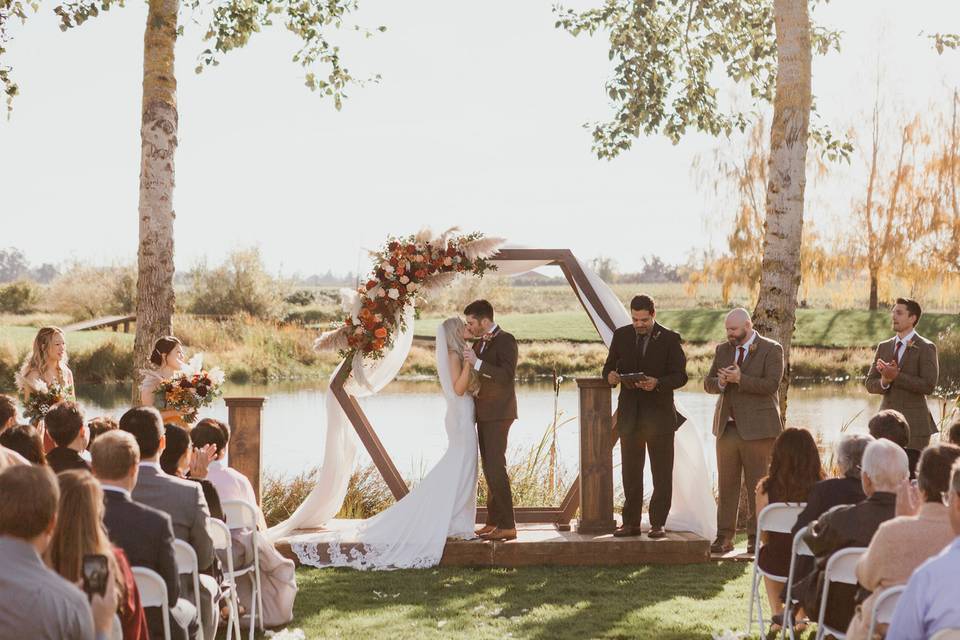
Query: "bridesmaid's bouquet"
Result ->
[[153, 354, 225, 424], [14, 375, 74, 424]]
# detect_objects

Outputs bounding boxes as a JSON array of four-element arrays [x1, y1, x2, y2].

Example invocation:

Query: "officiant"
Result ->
[[602, 294, 688, 539]]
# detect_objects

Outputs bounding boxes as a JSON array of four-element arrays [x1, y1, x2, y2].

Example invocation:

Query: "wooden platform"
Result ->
[[275, 521, 711, 568]]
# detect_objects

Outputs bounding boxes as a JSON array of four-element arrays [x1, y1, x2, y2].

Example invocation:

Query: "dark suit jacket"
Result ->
[[601, 323, 688, 435], [47, 447, 91, 474], [799, 492, 896, 632], [102, 489, 185, 640], [704, 333, 785, 440], [792, 474, 867, 536], [865, 333, 939, 438], [473, 327, 518, 423]]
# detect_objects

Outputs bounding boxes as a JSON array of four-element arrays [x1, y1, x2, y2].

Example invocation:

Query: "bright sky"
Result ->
[[1, 1, 958, 277]]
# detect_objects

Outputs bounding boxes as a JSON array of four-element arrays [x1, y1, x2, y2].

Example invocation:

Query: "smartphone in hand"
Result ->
[[82, 554, 109, 600]]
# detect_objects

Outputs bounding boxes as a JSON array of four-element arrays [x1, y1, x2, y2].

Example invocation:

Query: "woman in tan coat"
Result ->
[[847, 444, 960, 640]]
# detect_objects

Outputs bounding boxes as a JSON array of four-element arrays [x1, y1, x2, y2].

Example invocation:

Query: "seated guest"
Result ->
[[120, 407, 218, 640], [193, 418, 297, 627], [87, 416, 119, 446], [793, 434, 873, 536], [0, 464, 117, 639], [92, 431, 196, 640], [799, 439, 907, 633], [47, 469, 149, 640], [948, 418, 960, 447], [0, 422, 48, 465], [887, 460, 960, 638], [45, 401, 91, 473], [0, 444, 28, 469], [0, 394, 17, 433], [160, 423, 224, 521], [869, 409, 920, 479], [846, 443, 960, 640], [754, 427, 825, 630]]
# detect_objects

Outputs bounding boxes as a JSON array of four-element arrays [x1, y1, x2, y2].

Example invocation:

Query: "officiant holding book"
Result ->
[[602, 294, 688, 538]]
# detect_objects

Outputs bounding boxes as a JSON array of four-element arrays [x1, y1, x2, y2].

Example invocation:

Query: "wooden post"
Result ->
[[575, 378, 616, 535], [225, 397, 266, 505]]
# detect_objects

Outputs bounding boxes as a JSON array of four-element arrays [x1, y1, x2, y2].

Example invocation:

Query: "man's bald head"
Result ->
[[725, 308, 754, 346]]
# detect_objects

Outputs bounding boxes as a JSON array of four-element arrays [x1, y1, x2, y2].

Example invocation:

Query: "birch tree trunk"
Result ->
[[752, 0, 812, 418], [132, 0, 179, 402]]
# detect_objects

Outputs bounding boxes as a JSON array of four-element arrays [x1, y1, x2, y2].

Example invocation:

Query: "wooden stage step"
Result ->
[[274, 521, 711, 568]]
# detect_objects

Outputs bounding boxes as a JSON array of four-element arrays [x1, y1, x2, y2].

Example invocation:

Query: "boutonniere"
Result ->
[[907, 339, 918, 350], [651, 330, 661, 341], [748, 343, 758, 353]]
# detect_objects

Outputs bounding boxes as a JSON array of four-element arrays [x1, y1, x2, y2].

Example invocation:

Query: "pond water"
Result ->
[[74, 378, 954, 482]]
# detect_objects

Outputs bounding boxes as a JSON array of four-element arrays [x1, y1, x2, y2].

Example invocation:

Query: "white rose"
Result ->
[[407, 282, 418, 292], [399, 275, 410, 284], [377, 289, 387, 298], [388, 288, 400, 300], [384, 264, 395, 274]]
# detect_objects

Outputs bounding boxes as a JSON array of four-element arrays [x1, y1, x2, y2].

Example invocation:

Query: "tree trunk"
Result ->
[[752, 0, 812, 419], [869, 271, 879, 310], [131, 0, 179, 402]]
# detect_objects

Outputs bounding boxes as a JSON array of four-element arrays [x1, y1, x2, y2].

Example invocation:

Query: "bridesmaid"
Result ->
[[138, 336, 193, 427], [18, 327, 76, 451]]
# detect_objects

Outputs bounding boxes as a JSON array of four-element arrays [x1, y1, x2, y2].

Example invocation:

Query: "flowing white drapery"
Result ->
[[268, 251, 717, 542]]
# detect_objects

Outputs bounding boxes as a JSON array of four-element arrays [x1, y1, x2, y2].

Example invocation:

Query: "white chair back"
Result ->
[[132, 566, 171, 640], [222, 500, 259, 530], [172, 540, 204, 640], [814, 546, 868, 640], [866, 585, 906, 640], [932, 630, 960, 640], [781, 526, 816, 640], [748, 503, 805, 636]]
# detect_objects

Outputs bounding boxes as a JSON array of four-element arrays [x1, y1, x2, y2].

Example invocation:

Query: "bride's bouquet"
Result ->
[[14, 375, 74, 424], [153, 354, 225, 424]]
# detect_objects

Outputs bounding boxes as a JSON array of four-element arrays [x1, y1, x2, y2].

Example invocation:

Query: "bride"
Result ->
[[289, 317, 481, 570]]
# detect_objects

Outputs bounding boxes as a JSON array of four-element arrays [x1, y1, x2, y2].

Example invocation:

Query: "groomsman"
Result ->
[[865, 298, 940, 450], [602, 294, 688, 539], [704, 308, 784, 555]]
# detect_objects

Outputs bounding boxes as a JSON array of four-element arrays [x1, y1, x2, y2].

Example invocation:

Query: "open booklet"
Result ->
[[618, 372, 648, 382]]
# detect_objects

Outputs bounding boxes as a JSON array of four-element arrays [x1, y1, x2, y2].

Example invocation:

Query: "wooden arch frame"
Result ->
[[330, 248, 619, 530]]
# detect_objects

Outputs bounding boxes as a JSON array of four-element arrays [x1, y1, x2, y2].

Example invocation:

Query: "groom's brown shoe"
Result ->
[[480, 527, 517, 542], [475, 524, 497, 537]]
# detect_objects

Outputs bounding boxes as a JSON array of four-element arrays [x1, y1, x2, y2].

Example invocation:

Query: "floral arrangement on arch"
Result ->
[[316, 228, 504, 360]]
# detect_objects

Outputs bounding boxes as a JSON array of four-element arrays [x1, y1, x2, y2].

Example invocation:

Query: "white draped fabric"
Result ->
[[268, 250, 717, 544]]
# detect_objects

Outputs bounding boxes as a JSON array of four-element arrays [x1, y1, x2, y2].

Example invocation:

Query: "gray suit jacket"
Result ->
[[133, 464, 215, 572], [704, 333, 784, 440], [865, 333, 939, 437]]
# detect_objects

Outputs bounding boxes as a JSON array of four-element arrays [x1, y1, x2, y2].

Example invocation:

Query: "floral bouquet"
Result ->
[[153, 354, 225, 424], [14, 375, 74, 424]]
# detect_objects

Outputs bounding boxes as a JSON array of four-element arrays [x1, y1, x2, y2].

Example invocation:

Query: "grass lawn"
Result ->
[[417, 309, 960, 349], [251, 562, 809, 640]]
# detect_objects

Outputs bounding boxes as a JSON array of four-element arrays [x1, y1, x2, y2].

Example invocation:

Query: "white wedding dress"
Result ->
[[287, 322, 478, 570]]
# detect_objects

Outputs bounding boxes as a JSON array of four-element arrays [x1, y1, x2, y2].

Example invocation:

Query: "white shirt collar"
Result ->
[[895, 329, 917, 345], [487, 323, 499, 335], [101, 484, 131, 499], [138, 461, 162, 471]]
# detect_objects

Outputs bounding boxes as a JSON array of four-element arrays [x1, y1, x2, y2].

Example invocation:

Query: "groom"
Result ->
[[463, 299, 519, 542]]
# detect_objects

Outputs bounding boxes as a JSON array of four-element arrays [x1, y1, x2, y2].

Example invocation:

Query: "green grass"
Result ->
[[254, 563, 804, 640], [417, 309, 960, 349], [0, 324, 134, 352]]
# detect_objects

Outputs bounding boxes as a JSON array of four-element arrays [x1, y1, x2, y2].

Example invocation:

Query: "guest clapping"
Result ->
[[846, 444, 960, 640], [160, 424, 224, 522]]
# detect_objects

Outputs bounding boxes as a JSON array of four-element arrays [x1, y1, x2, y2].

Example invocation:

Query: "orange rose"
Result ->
[[374, 327, 387, 339]]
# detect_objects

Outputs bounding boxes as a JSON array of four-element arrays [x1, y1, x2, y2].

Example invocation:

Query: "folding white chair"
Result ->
[[208, 517, 243, 640], [781, 525, 816, 640], [222, 499, 264, 640], [173, 539, 205, 640], [814, 546, 868, 640], [747, 502, 806, 636], [866, 584, 906, 640], [932, 630, 960, 640], [133, 566, 171, 640]]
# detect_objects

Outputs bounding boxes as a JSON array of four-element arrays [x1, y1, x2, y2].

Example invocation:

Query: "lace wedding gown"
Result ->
[[288, 323, 478, 570]]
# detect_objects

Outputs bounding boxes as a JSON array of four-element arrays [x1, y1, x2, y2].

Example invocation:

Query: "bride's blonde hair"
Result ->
[[441, 317, 467, 357], [19, 326, 68, 380]]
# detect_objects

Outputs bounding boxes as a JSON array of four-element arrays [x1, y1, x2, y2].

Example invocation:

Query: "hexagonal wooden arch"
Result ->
[[330, 248, 620, 530]]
